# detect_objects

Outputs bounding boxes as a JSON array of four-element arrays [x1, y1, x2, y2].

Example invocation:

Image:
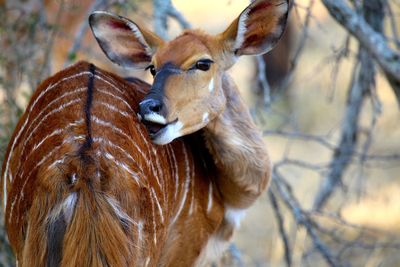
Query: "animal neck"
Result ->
[[202, 73, 271, 209]]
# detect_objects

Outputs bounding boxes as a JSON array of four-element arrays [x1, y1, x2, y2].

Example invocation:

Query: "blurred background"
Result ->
[[1, 0, 400, 266]]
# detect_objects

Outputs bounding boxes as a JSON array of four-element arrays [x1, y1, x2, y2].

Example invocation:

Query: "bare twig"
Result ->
[[313, 0, 383, 211], [269, 190, 292, 267], [321, 0, 400, 105], [272, 174, 342, 267]]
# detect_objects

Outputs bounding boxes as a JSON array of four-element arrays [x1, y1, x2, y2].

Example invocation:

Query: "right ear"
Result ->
[[89, 11, 164, 68]]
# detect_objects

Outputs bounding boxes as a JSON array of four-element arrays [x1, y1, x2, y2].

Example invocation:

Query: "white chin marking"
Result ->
[[208, 78, 214, 92], [144, 113, 167, 125], [153, 120, 183, 145]]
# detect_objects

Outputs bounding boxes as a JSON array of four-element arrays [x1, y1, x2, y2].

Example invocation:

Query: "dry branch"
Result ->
[[321, 0, 400, 105], [313, 0, 384, 211]]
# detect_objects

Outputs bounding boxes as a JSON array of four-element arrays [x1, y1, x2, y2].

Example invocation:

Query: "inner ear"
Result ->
[[221, 0, 289, 57], [89, 11, 164, 68]]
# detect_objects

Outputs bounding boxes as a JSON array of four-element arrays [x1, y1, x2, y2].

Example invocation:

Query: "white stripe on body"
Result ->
[[9, 135, 85, 223], [207, 182, 213, 213], [103, 152, 141, 186], [170, 143, 191, 225], [150, 188, 164, 223], [3, 72, 91, 210], [93, 101, 130, 117]]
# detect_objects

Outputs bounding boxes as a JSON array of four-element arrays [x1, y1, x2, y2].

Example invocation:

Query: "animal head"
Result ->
[[89, 0, 289, 145]]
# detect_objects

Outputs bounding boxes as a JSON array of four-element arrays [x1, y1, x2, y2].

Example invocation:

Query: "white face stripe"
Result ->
[[170, 144, 191, 225], [208, 78, 214, 92], [3, 72, 90, 201]]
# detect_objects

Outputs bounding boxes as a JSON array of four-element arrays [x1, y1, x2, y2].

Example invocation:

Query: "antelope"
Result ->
[[1, 0, 288, 266]]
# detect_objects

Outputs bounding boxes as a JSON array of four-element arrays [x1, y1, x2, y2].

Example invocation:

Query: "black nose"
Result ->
[[139, 98, 162, 116]]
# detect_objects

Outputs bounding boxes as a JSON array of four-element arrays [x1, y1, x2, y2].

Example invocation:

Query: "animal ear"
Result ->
[[220, 0, 289, 58], [89, 11, 164, 68]]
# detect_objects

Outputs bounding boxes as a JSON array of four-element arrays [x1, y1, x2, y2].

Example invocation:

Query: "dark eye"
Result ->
[[195, 59, 213, 71], [146, 65, 157, 76]]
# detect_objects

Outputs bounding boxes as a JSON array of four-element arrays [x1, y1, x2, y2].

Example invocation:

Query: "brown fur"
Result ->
[[2, 0, 289, 266], [1, 62, 224, 266]]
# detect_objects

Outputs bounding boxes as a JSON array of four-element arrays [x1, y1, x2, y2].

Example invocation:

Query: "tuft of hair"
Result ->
[[19, 158, 137, 267]]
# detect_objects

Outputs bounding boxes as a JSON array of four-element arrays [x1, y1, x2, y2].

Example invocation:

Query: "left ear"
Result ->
[[220, 0, 289, 59]]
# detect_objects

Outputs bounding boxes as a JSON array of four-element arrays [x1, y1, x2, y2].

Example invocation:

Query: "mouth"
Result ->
[[142, 120, 167, 137], [138, 112, 178, 141]]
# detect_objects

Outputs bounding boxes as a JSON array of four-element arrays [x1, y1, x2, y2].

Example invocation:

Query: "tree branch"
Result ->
[[313, 0, 383, 211], [321, 0, 400, 105]]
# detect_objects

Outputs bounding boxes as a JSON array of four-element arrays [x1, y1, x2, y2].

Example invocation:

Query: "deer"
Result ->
[[0, 0, 289, 266]]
